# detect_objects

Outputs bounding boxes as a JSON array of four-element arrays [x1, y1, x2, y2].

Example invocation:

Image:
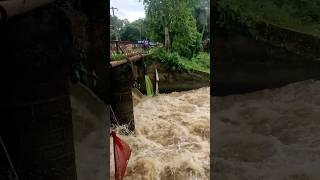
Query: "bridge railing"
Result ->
[[110, 40, 146, 61]]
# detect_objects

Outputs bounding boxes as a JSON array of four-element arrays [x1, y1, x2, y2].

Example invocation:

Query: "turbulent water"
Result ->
[[110, 87, 210, 180], [213, 80, 320, 180]]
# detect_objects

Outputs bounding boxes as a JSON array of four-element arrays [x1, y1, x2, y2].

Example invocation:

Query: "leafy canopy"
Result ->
[[120, 19, 147, 41], [141, 0, 202, 57]]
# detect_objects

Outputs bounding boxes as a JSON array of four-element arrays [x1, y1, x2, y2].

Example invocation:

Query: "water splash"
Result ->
[[111, 87, 210, 180]]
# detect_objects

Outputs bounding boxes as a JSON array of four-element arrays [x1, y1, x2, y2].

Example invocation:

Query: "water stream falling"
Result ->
[[110, 87, 210, 180], [213, 80, 320, 180]]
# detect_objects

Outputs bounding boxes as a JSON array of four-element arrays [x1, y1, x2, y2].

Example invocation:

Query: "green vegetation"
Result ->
[[149, 48, 210, 74], [111, 17, 148, 41], [111, 53, 127, 61], [141, 0, 210, 73], [142, 0, 204, 56], [145, 75, 154, 96], [149, 48, 185, 71], [110, 16, 129, 40], [217, 0, 320, 37], [110, 0, 210, 73], [181, 52, 210, 74], [120, 19, 147, 42]]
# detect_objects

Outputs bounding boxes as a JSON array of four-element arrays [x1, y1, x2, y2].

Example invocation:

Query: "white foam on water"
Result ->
[[213, 80, 320, 180], [110, 87, 210, 180]]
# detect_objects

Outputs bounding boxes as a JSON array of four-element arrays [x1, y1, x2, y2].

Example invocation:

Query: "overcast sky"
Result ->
[[110, 0, 145, 22]]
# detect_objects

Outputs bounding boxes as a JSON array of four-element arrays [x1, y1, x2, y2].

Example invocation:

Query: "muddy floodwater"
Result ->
[[111, 87, 210, 180], [213, 80, 320, 180]]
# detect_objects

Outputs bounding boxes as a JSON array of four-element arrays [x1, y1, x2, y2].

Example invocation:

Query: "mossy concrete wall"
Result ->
[[144, 61, 210, 93], [110, 64, 135, 131]]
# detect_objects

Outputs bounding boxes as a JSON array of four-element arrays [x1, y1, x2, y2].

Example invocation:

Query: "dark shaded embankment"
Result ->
[[213, 4, 320, 96]]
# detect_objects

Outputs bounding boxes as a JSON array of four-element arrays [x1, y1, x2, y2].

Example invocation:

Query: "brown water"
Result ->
[[110, 87, 210, 180], [213, 80, 320, 180]]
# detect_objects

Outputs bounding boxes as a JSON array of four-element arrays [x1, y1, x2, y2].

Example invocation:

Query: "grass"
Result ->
[[110, 53, 127, 61], [180, 52, 210, 74], [218, 0, 320, 37]]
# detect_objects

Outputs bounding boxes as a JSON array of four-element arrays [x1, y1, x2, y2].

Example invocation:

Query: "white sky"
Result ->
[[110, 0, 146, 22]]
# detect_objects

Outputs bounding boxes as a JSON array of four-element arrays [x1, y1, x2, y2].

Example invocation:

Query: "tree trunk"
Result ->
[[164, 26, 170, 52], [201, 23, 207, 40]]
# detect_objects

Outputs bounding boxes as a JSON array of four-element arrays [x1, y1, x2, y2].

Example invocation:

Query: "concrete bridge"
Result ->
[[109, 40, 151, 131]]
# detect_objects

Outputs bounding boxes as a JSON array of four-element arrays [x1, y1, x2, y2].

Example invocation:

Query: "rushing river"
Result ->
[[110, 87, 210, 180], [213, 80, 320, 180]]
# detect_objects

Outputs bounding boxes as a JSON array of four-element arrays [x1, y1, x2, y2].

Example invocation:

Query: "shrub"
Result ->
[[150, 48, 187, 72]]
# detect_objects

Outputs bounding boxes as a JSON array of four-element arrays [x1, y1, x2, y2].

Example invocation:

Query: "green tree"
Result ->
[[120, 19, 147, 41], [110, 15, 129, 40], [142, 0, 201, 56]]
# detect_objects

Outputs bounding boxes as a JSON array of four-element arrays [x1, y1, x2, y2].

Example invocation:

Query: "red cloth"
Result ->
[[111, 131, 131, 180]]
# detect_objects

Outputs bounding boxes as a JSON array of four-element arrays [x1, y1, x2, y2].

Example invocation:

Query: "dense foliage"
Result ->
[[141, 0, 203, 57], [120, 19, 148, 42], [110, 16, 129, 40], [110, 0, 210, 73], [149, 48, 210, 73], [181, 52, 210, 73], [150, 48, 186, 71], [217, 0, 320, 37]]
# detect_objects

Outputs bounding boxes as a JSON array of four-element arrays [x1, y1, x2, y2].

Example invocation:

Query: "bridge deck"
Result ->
[[110, 40, 150, 67]]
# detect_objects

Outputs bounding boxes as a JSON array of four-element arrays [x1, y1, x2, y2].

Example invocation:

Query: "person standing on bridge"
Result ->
[[143, 39, 149, 53]]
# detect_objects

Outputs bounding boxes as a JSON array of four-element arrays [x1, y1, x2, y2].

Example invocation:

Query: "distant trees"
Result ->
[[110, 16, 129, 40], [110, 15, 147, 42], [120, 19, 147, 42], [110, 0, 210, 57]]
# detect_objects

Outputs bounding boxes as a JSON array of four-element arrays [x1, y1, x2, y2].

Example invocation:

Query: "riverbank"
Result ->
[[140, 49, 210, 93]]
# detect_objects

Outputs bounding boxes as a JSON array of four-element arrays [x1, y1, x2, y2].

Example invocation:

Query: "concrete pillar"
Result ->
[[70, 83, 109, 180], [110, 64, 135, 132]]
